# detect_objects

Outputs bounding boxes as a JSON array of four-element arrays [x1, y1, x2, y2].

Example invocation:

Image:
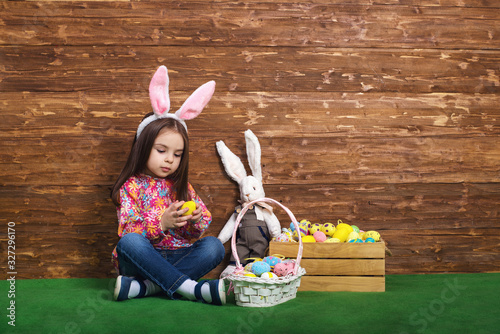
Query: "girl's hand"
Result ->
[[160, 201, 190, 230], [189, 204, 203, 223]]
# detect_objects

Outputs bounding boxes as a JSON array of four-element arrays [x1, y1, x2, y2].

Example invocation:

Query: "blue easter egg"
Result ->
[[251, 261, 271, 276], [264, 256, 282, 267]]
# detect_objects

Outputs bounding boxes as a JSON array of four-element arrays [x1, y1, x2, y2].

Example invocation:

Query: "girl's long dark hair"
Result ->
[[111, 114, 190, 206]]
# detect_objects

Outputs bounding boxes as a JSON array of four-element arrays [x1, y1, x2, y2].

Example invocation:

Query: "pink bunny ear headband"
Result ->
[[136, 65, 216, 139]]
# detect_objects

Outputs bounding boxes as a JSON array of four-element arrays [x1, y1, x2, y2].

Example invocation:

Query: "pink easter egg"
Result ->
[[313, 231, 327, 242], [273, 262, 295, 277]]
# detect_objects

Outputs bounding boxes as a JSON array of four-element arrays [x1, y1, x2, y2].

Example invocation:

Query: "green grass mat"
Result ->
[[1, 273, 499, 333]]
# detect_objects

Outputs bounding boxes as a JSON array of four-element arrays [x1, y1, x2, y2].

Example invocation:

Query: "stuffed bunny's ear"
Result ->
[[216, 141, 247, 184], [245, 129, 262, 182], [176, 81, 216, 121], [149, 66, 170, 116]]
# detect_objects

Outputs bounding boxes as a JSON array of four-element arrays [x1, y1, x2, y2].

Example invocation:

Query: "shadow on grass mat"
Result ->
[[1, 273, 499, 334]]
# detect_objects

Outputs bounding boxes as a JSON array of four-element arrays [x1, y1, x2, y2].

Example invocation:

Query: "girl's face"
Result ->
[[144, 129, 184, 178]]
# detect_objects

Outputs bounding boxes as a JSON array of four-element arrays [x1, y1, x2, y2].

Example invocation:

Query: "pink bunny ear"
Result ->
[[175, 81, 215, 120], [149, 65, 170, 116]]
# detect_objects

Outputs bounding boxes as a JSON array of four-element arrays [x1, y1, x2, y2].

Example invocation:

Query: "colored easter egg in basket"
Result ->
[[261, 272, 278, 279], [263, 256, 282, 267], [273, 262, 295, 277], [364, 231, 381, 242], [244, 272, 257, 277], [313, 231, 327, 242], [365, 237, 375, 243], [289, 222, 296, 232], [321, 223, 336, 236], [351, 225, 360, 233], [251, 261, 271, 276], [302, 235, 317, 243], [244, 262, 254, 272]]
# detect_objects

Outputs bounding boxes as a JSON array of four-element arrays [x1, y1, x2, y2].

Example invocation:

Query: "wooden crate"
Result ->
[[269, 241, 385, 292]]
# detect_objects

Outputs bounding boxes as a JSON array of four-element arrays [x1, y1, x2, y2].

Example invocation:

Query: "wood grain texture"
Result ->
[[1, 46, 499, 94], [269, 240, 386, 291], [299, 259, 386, 276], [269, 241, 386, 258], [0, 0, 499, 280], [299, 276, 386, 292], [1, 2, 498, 49]]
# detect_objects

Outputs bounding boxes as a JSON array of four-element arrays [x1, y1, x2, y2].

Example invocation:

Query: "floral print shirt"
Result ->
[[112, 174, 212, 270]]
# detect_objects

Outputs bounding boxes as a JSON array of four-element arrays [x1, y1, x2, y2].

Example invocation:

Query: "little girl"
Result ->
[[110, 66, 225, 305]]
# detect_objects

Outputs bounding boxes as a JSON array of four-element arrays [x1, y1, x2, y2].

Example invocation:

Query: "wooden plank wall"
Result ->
[[1, 0, 499, 279]]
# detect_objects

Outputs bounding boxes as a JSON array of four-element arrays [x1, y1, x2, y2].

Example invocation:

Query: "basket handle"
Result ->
[[230, 198, 303, 276]]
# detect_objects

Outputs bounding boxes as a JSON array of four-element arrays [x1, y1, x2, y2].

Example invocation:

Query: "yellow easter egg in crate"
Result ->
[[332, 221, 353, 242]]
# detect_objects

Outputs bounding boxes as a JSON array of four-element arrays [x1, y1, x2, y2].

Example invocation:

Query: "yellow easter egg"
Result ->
[[302, 235, 317, 243], [364, 231, 380, 242], [300, 219, 312, 228], [332, 221, 353, 242], [180, 201, 196, 216], [309, 223, 323, 235], [244, 273, 257, 277], [293, 229, 307, 239], [333, 230, 349, 242], [347, 231, 360, 242], [336, 222, 353, 232], [321, 223, 336, 236], [324, 237, 341, 243]]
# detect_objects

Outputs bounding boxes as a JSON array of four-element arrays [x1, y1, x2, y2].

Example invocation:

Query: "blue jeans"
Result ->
[[116, 233, 225, 299]]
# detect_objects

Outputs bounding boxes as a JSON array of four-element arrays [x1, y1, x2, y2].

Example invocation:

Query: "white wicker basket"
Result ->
[[226, 198, 306, 307]]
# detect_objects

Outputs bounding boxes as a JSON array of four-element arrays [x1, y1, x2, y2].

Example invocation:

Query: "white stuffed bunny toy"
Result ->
[[216, 130, 281, 277]]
